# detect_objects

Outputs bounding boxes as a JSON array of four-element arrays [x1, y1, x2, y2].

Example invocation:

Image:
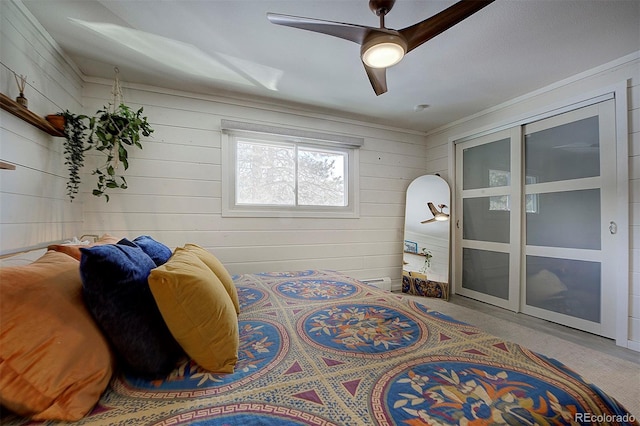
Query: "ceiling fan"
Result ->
[[267, 0, 494, 95], [421, 202, 449, 224]]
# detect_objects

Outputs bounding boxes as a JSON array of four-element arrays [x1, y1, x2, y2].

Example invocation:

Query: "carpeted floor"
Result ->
[[402, 292, 640, 416]]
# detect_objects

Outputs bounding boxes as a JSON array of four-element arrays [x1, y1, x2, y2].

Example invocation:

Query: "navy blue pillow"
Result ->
[[79, 242, 183, 378], [132, 235, 172, 266]]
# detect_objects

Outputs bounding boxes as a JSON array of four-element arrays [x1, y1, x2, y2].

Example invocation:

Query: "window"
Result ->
[[221, 120, 360, 218], [236, 139, 347, 207]]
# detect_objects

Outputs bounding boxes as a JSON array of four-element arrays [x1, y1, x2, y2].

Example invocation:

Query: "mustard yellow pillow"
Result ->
[[148, 248, 239, 373], [0, 251, 114, 421], [183, 244, 240, 314]]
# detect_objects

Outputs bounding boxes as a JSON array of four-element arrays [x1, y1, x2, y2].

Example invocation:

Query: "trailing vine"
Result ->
[[61, 111, 90, 201]]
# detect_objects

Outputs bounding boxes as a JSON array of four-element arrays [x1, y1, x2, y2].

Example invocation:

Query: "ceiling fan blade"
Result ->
[[267, 13, 377, 45], [363, 64, 387, 96], [421, 218, 437, 224], [399, 0, 494, 53], [427, 202, 439, 216]]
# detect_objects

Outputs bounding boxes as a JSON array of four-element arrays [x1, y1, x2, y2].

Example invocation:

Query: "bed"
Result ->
[[1, 240, 637, 425]]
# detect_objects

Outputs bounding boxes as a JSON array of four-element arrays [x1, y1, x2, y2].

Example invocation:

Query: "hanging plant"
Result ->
[[58, 68, 153, 202], [58, 105, 152, 202], [89, 103, 153, 201], [419, 249, 433, 274], [60, 111, 90, 201]]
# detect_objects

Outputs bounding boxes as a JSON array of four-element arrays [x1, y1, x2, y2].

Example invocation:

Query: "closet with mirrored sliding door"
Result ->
[[454, 98, 621, 338]]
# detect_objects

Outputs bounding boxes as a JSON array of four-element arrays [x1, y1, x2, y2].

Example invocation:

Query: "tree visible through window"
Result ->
[[236, 140, 347, 207], [298, 148, 345, 206]]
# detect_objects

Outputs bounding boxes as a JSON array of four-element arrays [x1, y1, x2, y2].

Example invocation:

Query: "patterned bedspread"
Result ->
[[12, 270, 637, 425]]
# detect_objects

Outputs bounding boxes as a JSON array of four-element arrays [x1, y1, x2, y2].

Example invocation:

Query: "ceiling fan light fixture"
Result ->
[[361, 34, 407, 68], [434, 214, 449, 222]]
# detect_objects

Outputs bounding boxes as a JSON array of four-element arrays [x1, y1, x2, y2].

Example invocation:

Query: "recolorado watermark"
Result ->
[[574, 412, 637, 424]]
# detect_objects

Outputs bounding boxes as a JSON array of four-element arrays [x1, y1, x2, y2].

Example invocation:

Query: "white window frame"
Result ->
[[221, 120, 360, 218]]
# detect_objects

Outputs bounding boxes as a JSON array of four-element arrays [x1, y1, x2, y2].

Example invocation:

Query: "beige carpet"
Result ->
[[402, 293, 640, 416]]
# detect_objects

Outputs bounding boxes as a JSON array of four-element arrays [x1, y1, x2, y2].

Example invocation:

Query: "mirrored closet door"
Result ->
[[455, 99, 618, 338]]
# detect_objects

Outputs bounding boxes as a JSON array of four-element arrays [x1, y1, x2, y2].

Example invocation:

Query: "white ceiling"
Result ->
[[21, 0, 640, 133]]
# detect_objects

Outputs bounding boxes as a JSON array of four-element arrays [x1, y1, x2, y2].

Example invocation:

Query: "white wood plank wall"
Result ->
[[422, 53, 640, 350], [1, 0, 428, 287], [79, 81, 429, 287], [627, 71, 640, 351], [0, 1, 84, 254]]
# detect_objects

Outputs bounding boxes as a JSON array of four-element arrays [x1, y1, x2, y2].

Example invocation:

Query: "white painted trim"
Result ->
[[525, 246, 602, 263], [221, 131, 233, 218], [457, 287, 512, 309], [462, 240, 510, 253], [221, 119, 364, 147], [613, 80, 630, 348], [463, 187, 513, 198], [448, 135, 457, 295], [521, 304, 606, 337], [509, 126, 523, 314], [524, 177, 601, 194]]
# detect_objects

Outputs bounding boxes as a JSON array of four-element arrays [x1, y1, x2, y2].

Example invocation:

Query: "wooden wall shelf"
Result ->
[[0, 92, 63, 137], [0, 161, 16, 170]]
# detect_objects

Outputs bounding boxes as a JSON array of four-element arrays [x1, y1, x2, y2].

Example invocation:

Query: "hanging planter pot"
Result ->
[[46, 114, 66, 133]]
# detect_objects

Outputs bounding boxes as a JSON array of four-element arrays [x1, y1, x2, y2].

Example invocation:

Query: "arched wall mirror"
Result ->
[[402, 175, 451, 299]]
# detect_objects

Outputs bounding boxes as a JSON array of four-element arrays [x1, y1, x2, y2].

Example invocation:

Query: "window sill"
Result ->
[[222, 205, 359, 219]]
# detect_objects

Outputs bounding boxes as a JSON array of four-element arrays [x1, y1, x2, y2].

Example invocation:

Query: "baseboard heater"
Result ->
[[360, 277, 391, 291]]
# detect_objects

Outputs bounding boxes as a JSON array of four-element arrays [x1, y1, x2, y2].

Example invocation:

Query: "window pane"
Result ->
[[462, 248, 509, 300], [298, 148, 346, 206], [526, 189, 600, 250], [236, 141, 295, 205], [463, 197, 510, 243], [526, 255, 600, 322], [463, 138, 510, 190], [525, 116, 600, 183]]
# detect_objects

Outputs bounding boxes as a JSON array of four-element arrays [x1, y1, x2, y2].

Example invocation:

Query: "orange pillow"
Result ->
[[0, 251, 114, 421], [183, 244, 240, 314], [148, 248, 239, 373], [47, 234, 121, 260]]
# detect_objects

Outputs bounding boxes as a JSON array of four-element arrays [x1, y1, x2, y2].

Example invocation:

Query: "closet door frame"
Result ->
[[454, 127, 522, 312], [520, 100, 617, 337], [447, 82, 629, 347]]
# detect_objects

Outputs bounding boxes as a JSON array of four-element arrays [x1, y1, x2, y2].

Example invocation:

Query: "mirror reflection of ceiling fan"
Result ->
[[421, 202, 449, 223], [267, 0, 494, 95]]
